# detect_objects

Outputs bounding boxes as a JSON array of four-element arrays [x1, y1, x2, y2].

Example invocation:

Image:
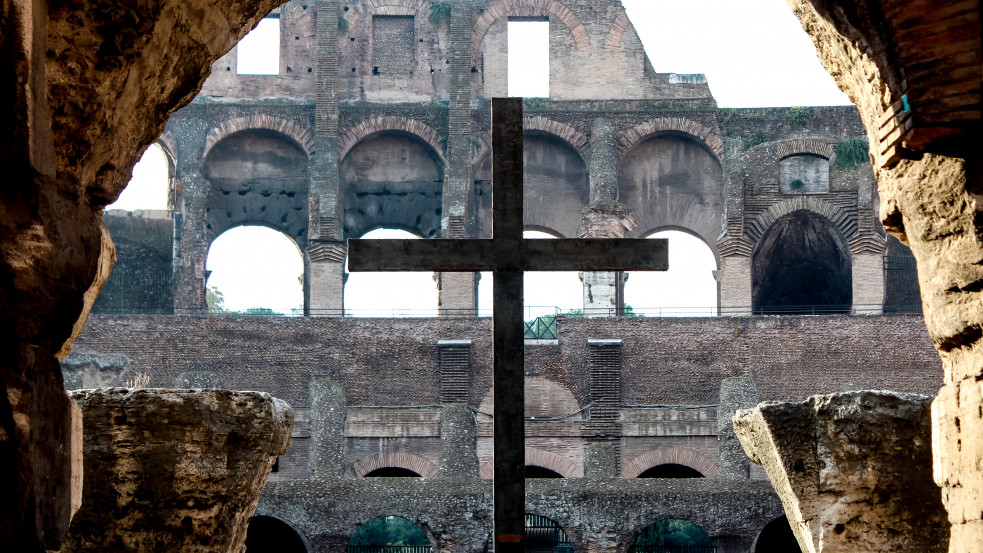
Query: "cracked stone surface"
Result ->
[[58, 389, 293, 553], [734, 391, 947, 553]]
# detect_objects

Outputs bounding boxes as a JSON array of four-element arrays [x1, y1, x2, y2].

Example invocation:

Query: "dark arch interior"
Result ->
[[525, 465, 564, 478], [632, 519, 714, 549], [364, 467, 422, 477], [752, 210, 852, 314], [883, 235, 922, 314], [340, 131, 444, 239], [525, 514, 572, 553], [349, 516, 430, 547], [754, 516, 802, 553], [638, 464, 704, 478], [203, 129, 309, 242], [246, 515, 309, 553]]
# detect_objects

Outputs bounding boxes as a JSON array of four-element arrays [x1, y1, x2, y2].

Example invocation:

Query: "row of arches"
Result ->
[[244, 514, 801, 553], [355, 463, 704, 480]]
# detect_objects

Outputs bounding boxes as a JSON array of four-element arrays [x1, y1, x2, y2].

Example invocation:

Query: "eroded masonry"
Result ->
[[69, 0, 944, 552]]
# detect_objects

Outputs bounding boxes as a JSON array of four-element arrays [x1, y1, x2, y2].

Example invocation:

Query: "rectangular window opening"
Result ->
[[507, 19, 549, 98], [372, 15, 416, 75], [237, 16, 281, 75]]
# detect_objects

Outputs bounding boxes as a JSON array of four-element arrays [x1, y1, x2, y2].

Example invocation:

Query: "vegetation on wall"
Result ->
[[429, 1, 451, 25], [339, 16, 349, 34], [746, 129, 771, 148], [786, 106, 810, 125], [789, 179, 805, 190], [833, 137, 869, 170]]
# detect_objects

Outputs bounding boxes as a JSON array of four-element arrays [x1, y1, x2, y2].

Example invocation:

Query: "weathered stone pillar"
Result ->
[[583, 441, 620, 479], [734, 391, 948, 553], [717, 376, 759, 480], [437, 273, 478, 316], [719, 255, 752, 316], [439, 403, 479, 479], [851, 252, 884, 315], [306, 245, 346, 315], [309, 377, 347, 478], [172, 166, 210, 313], [60, 389, 292, 552], [719, 134, 752, 316]]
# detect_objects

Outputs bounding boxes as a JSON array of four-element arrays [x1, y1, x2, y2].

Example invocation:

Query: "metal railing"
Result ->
[[347, 546, 432, 553], [628, 546, 716, 553]]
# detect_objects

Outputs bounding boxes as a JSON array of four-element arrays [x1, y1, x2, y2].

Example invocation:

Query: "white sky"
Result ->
[[109, 1, 852, 316]]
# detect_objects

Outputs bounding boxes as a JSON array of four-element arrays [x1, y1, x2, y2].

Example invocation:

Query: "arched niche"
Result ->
[[523, 133, 589, 239], [526, 466, 564, 478], [619, 134, 724, 248], [364, 467, 422, 477], [753, 516, 802, 553], [341, 131, 444, 239], [246, 515, 311, 553], [202, 129, 309, 243], [752, 210, 852, 314], [637, 464, 705, 479], [349, 516, 431, 550], [344, 228, 439, 316], [883, 235, 922, 314]]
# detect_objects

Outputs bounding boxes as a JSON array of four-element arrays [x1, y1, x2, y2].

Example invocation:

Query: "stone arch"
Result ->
[[338, 116, 445, 165], [525, 448, 577, 478], [348, 451, 439, 478], [202, 115, 314, 162], [622, 448, 718, 478], [202, 129, 309, 242], [246, 515, 312, 553], [752, 516, 802, 553], [745, 196, 854, 246], [618, 118, 724, 163], [604, 12, 631, 51], [471, 0, 591, 60], [524, 116, 588, 154], [523, 131, 589, 238], [773, 138, 836, 160], [640, 225, 721, 268]]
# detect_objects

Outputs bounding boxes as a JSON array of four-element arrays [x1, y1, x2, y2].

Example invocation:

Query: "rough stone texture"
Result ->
[[734, 391, 948, 553], [0, 0, 286, 547], [717, 377, 759, 480], [60, 389, 293, 553], [785, 2, 981, 551]]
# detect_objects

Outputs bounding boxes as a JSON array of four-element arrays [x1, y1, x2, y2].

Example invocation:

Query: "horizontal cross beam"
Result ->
[[347, 238, 668, 272]]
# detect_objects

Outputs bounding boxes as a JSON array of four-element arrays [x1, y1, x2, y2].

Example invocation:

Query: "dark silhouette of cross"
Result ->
[[348, 97, 668, 553]]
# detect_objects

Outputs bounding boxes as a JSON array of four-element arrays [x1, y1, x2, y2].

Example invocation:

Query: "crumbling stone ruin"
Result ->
[[1, 0, 981, 552]]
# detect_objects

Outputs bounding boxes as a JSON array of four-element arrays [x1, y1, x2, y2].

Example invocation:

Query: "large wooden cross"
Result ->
[[348, 98, 668, 553]]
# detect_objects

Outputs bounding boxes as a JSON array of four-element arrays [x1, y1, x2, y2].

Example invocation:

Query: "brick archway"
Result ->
[[524, 116, 588, 154], [622, 448, 717, 478], [480, 447, 580, 478], [745, 196, 855, 248], [202, 115, 314, 162], [604, 12, 631, 51], [348, 451, 438, 478], [338, 116, 445, 164], [772, 137, 837, 160], [472, 0, 591, 61], [618, 118, 724, 163]]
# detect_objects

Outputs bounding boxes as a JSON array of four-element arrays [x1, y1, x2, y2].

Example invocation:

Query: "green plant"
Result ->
[[338, 15, 348, 34], [834, 136, 869, 170], [789, 178, 805, 190], [429, 1, 451, 25], [746, 129, 771, 148], [787, 106, 810, 124], [743, 111, 759, 121]]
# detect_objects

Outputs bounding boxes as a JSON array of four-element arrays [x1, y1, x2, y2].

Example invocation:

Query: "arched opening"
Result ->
[[348, 516, 431, 553], [883, 235, 921, 314], [631, 520, 716, 553], [525, 514, 573, 553], [525, 465, 564, 479], [752, 210, 852, 315], [246, 515, 310, 553], [637, 464, 704, 479], [523, 133, 589, 239], [345, 228, 439, 316], [107, 143, 170, 211], [624, 230, 717, 316], [619, 134, 723, 249], [202, 129, 309, 244], [205, 225, 304, 315], [754, 516, 802, 553], [364, 467, 422, 477], [341, 131, 444, 240]]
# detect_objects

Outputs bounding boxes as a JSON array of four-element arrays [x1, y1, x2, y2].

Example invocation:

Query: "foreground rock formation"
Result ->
[[734, 391, 947, 553], [1, 0, 284, 548], [59, 389, 292, 553], [784, 2, 981, 551]]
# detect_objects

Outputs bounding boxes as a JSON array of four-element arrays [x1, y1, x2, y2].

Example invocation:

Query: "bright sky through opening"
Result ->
[[237, 17, 280, 75], [206, 226, 303, 314], [508, 20, 550, 98]]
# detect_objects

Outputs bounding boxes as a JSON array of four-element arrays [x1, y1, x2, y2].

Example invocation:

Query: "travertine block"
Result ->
[[59, 389, 293, 553], [734, 391, 947, 553]]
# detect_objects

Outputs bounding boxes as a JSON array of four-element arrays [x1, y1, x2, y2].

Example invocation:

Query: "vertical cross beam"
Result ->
[[491, 97, 525, 553]]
